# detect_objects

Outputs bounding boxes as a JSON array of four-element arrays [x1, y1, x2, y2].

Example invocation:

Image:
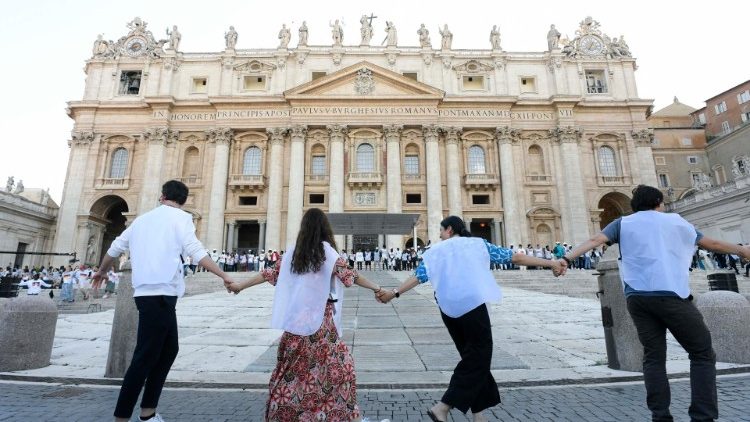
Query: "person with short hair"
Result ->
[[18, 273, 51, 295], [562, 185, 750, 422], [93, 180, 236, 422]]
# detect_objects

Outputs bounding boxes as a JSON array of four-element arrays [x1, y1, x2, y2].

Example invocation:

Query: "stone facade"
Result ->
[[0, 186, 58, 269], [53, 16, 657, 265]]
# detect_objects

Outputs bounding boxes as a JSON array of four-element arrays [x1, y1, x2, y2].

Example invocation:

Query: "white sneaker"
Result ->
[[140, 414, 165, 422]]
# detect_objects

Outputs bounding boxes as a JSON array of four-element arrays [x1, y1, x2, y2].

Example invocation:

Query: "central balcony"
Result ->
[[95, 177, 129, 190], [598, 175, 628, 185], [347, 172, 383, 188], [229, 174, 267, 191], [464, 173, 499, 190]]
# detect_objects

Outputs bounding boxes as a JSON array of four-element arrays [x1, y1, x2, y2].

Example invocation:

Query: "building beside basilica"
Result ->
[[53, 16, 658, 266]]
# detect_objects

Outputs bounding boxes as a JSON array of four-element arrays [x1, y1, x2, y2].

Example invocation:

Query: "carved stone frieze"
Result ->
[[452, 60, 494, 73], [443, 126, 462, 144], [266, 127, 287, 145], [383, 124, 403, 139], [144, 127, 178, 144], [91, 17, 167, 60], [69, 131, 95, 147], [290, 125, 307, 140], [326, 124, 348, 139], [422, 124, 440, 141], [354, 68, 375, 95], [631, 129, 655, 146]]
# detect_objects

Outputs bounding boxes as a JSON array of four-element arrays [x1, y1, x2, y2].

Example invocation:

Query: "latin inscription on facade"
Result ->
[[354, 192, 377, 206]]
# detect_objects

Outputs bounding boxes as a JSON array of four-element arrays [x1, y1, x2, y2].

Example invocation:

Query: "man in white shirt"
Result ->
[[93, 180, 235, 422]]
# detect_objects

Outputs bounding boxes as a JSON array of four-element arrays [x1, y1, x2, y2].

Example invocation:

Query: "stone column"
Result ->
[[258, 219, 266, 251], [551, 127, 590, 246], [105, 261, 136, 378], [423, 125, 443, 243], [205, 128, 233, 251], [632, 129, 659, 186], [493, 220, 502, 245], [226, 221, 236, 251], [286, 125, 307, 247], [384, 124, 403, 249], [327, 125, 348, 249], [443, 126, 463, 217], [53, 132, 96, 266], [137, 127, 176, 214], [265, 127, 287, 251], [495, 127, 522, 246]]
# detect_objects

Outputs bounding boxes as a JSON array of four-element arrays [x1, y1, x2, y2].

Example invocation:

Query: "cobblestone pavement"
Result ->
[[2, 375, 749, 421]]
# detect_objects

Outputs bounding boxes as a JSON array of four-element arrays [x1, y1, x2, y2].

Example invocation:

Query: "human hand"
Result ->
[[551, 259, 567, 277], [740, 246, 750, 261], [92, 270, 106, 284], [377, 290, 394, 304], [226, 281, 244, 294], [223, 277, 236, 293]]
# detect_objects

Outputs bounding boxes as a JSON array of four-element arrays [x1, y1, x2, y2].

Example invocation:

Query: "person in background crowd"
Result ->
[[103, 269, 118, 299], [19, 273, 51, 295]]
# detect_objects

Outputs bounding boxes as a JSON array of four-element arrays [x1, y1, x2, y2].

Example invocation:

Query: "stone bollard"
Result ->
[[694, 291, 750, 364], [105, 262, 138, 378], [595, 245, 643, 372], [0, 295, 58, 371]]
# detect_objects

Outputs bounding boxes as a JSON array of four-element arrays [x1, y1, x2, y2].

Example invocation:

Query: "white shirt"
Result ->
[[19, 278, 51, 295], [107, 205, 208, 297]]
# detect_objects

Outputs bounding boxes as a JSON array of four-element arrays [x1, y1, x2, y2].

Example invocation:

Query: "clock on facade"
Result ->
[[578, 35, 604, 56], [124, 36, 147, 57]]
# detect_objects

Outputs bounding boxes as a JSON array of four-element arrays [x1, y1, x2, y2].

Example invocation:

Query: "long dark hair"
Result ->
[[440, 215, 472, 237], [291, 208, 339, 274]]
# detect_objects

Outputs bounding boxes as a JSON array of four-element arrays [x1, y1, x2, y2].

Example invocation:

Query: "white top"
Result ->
[[619, 211, 698, 298], [107, 205, 208, 297], [271, 242, 344, 336], [421, 236, 502, 318], [355, 252, 364, 262], [19, 279, 51, 295]]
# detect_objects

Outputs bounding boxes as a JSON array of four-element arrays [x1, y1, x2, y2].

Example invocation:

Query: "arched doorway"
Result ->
[[90, 195, 129, 265], [598, 192, 631, 229], [404, 237, 424, 249]]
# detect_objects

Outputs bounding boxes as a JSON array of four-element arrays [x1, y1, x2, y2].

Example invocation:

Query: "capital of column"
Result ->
[[266, 127, 288, 145], [494, 126, 520, 145], [442, 126, 462, 145], [383, 124, 403, 140], [422, 124, 440, 142], [257, 219, 267, 225], [326, 124, 348, 141], [68, 131, 95, 147], [631, 129, 655, 146], [550, 126, 581, 144], [205, 127, 234, 145], [144, 127, 179, 144], [290, 125, 308, 141]]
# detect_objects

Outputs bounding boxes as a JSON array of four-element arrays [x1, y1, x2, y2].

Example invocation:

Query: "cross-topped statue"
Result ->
[[360, 13, 377, 45]]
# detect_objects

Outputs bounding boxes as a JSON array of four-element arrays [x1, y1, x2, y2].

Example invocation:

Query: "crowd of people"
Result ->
[[0, 264, 121, 300]]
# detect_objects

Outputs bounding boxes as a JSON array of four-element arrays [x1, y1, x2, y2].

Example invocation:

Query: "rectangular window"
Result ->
[[472, 194, 490, 205], [681, 138, 692, 146], [738, 90, 750, 104], [462, 75, 485, 90], [585, 70, 607, 94], [309, 194, 325, 204], [403, 72, 418, 81], [721, 121, 731, 134], [311, 155, 326, 175], [697, 113, 706, 124], [311, 71, 327, 80], [118, 71, 142, 95], [239, 196, 258, 206], [687, 156, 698, 164], [714, 101, 727, 114], [741, 112, 750, 123], [405, 193, 422, 204], [192, 77, 207, 93], [520, 77, 536, 93], [658, 174, 669, 188], [243, 75, 266, 90], [654, 156, 666, 165], [691, 173, 701, 185], [403, 155, 419, 175]]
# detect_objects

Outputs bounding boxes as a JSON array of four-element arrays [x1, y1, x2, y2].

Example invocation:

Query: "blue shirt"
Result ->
[[414, 239, 513, 283], [601, 217, 703, 298]]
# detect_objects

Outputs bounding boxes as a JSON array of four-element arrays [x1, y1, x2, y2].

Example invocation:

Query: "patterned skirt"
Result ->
[[266, 302, 360, 422]]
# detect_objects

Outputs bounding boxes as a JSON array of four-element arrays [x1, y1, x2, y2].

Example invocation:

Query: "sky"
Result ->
[[1, 0, 748, 204]]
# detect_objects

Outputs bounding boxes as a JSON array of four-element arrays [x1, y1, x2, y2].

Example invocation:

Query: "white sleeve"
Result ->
[[107, 224, 133, 258], [181, 216, 208, 264]]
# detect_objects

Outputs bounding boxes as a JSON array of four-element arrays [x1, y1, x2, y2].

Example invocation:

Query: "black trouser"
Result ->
[[744, 262, 750, 277], [114, 295, 179, 418], [626, 295, 717, 422], [440, 303, 500, 414]]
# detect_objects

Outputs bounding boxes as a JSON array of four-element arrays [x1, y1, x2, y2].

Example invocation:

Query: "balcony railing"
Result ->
[[525, 174, 551, 183], [598, 175, 627, 185], [305, 174, 329, 184], [96, 177, 129, 190], [347, 172, 383, 188], [464, 173, 499, 190], [229, 174, 266, 191], [402, 173, 424, 183], [179, 176, 202, 186]]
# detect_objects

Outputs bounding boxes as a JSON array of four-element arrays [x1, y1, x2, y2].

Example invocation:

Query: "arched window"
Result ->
[[404, 144, 420, 175], [311, 144, 326, 175], [527, 145, 544, 175], [242, 146, 262, 175], [356, 143, 375, 172], [109, 148, 128, 178], [468, 145, 486, 174], [182, 147, 200, 179], [598, 146, 618, 177]]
